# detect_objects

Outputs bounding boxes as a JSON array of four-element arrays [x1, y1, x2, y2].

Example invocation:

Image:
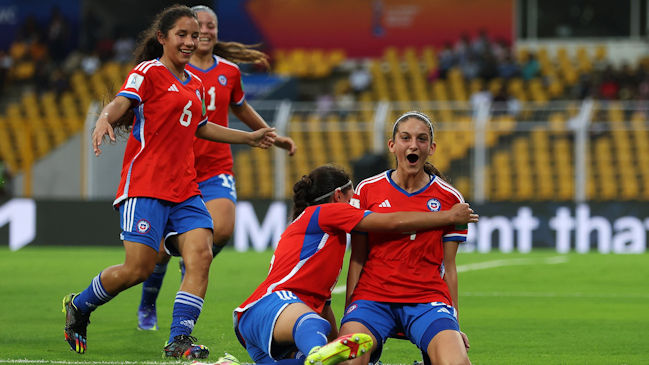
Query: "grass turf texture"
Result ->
[[0, 247, 647, 364]]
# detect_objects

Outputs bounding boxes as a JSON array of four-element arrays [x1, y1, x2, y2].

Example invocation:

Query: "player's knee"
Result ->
[[212, 230, 232, 246]]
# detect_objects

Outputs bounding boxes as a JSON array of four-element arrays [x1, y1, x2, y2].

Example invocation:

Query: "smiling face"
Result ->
[[388, 117, 436, 175], [195, 10, 218, 55], [158, 16, 199, 68]]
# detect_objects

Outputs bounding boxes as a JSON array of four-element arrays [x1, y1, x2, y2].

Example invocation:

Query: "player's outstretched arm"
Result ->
[[232, 101, 297, 155], [92, 96, 132, 156], [353, 203, 478, 232], [196, 122, 276, 147]]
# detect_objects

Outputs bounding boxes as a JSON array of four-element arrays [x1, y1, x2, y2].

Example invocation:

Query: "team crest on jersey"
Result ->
[[136, 219, 151, 234], [195, 89, 201, 99], [427, 199, 441, 211], [218, 75, 227, 86]]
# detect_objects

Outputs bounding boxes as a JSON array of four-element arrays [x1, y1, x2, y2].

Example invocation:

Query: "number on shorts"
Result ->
[[218, 173, 234, 188]]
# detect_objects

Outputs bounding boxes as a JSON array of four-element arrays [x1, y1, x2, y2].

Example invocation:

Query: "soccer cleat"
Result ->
[[137, 305, 158, 331], [62, 293, 90, 354], [163, 334, 209, 359], [305, 333, 373, 365], [192, 352, 240, 365]]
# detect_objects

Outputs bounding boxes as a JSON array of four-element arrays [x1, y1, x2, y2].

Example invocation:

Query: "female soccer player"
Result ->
[[230, 164, 477, 365], [136, 4, 296, 331], [61, 5, 275, 359], [339, 111, 472, 365]]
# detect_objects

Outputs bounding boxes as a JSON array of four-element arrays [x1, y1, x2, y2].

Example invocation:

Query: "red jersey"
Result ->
[[113, 60, 207, 206], [187, 56, 245, 182], [349, 170, 467, 305], [235, 203, 370, 317]]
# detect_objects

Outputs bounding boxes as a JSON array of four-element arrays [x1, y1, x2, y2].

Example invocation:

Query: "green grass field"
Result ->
[[0, 246, 647, 365]]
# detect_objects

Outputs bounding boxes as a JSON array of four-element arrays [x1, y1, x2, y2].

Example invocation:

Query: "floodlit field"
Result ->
[[0, 246, 647, 364]]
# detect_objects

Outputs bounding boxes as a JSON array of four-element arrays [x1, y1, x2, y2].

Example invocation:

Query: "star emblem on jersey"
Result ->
[[378, 199, 391, 207], [168, 84, 179, 92]]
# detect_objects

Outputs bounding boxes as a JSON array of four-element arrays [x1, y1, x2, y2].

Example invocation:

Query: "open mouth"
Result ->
[[406, 153, 419, 163], [180, 49, 193, 55]]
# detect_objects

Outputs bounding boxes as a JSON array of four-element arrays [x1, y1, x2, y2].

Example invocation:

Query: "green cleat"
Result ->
[[62, 293, 90, 354], [305, 333, 373, 365]]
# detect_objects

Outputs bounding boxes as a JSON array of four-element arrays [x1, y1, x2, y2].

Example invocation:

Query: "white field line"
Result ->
[[332, 256, 568, 294], [463, 291, 649, 299]]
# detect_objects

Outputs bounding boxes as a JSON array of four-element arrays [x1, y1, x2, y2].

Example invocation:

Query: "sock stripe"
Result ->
[[92, 274, 111, 301], [175, 291, 203, 310], [296, 313, 324, 329]]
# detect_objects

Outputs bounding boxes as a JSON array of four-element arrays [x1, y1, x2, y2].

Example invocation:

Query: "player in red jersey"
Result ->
[[231, 165, 477, 365], [339, 111, 472, 365], [61, 5, 275, 359], [135, 4, 296, 331]]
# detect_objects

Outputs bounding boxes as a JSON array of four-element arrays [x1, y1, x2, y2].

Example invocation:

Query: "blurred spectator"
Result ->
[[436, 42, 455, 79], [81, 51, 100, 75], [113, 30, 135, 63], [498, 53, 520, 79], [349, 63, 371, 95], [636, 76, 649, 100], [316, 93, 334, 117], [460, 53, 480, 80], [471, 30, 490, 55], [50, 68, 69, 97], [470, 84, 492, 110], [454, 33, 471, 64], [81, 9, 102, 53], [478, 50, 498, 81], [46, 6, 71, 64], [18, 15, 43, 45], [0, 51, 12, 94], [598, 65, 619, 100], [618, 62, 639, 100], [492, 84, 521, 116], [521, 53, 540, 80]]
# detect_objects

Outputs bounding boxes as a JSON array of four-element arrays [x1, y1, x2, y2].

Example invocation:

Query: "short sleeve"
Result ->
[[117, 67, 148, 105], [231, 69, 245, 106], [318, 203, 371, 234]]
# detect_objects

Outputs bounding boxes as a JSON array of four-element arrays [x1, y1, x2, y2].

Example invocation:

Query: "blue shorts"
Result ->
[[341, 300, 459, 362], [236, 291, 303, 362], [119, 195, 213, 252], [198, 173, 237, 203]]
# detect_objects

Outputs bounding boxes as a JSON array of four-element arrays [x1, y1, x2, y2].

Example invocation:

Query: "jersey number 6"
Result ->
[[179, 100, 192, 126]]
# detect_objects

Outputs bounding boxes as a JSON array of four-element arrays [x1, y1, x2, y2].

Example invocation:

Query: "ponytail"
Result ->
[[291, 165, 352, 220]]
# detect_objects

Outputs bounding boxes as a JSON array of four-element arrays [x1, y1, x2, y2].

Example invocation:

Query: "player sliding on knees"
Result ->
[[192, 164, 477, 365]]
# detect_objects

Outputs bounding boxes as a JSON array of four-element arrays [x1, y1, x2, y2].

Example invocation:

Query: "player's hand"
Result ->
[[460, 331, 470, 351], [248, 127, 277, 148], [447, 203, 478, 224], [92, 118, 116, 156], [274, 135, 297, 156]]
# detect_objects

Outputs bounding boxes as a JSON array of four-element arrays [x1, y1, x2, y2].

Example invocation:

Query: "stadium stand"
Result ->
[[1, 13, 649, 201]]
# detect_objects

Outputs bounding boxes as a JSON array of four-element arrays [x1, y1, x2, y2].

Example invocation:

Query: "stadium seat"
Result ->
[[0, 116, 18, 173]]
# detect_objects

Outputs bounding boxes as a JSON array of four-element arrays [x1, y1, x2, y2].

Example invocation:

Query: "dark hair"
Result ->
[[133, 4, 197, 64], [392, 111, 447, 180], [112, 5, 197, 135], [292, 165, 352, 219], [191, 5, 269, 69]]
